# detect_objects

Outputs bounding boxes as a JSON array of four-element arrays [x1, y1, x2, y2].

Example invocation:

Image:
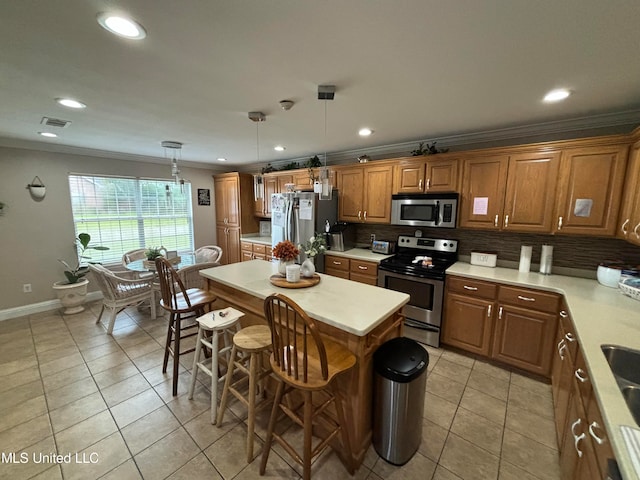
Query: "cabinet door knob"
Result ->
[[634, 222, 640, 239], [557, 339, 567, 360], [571, 418, 585, 458], [419, 179, 423, 190], [557, 216, 563, 230], [621, 218, 630, 236], [494, 214, 499, 227], [363, 211, 367, 221], [498, 306, 503, 319], [559, 310, 568, 318], [357, 210, 362, 221], [426, 178, 431, 190], [504, 214, 509, 228], [565, 332, 576, 343], [487, 304, 492, 318]]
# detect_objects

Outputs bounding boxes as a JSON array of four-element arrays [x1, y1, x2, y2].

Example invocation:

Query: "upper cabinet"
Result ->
[[459, 151, 561, 232], [553, 144, 628, 236], [337, 164, 393, 223], [255, 172, 294, 217], [214, 174, 241, 227], [393, 157, 459, 193], [618, 140, 640, 245]]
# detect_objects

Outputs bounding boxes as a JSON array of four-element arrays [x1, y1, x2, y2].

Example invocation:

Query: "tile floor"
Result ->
[[0, 302, 562, 480]]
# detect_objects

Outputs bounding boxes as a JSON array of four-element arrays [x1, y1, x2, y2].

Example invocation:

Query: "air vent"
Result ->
[[41, 117, 71, 128]]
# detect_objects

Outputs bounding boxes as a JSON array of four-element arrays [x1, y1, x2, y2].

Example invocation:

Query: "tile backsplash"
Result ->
[[355, 225, 640, 271]]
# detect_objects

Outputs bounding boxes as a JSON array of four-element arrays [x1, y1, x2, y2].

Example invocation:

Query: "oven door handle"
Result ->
[[405, 318, 440, 332]]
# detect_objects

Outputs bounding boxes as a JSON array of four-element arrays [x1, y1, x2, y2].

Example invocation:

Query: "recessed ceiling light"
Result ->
[[543, 89, 571, 103], [274, 145, 286, 152], [38, 132, 58, 138], [359, 128, 373, 137], [97, 12, 146, 39], [56, 98, 86, 109], [217, 157, 227, 162]]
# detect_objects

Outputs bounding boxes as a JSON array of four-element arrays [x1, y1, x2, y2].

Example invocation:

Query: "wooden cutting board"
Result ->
[[269, 274, 321, 289]]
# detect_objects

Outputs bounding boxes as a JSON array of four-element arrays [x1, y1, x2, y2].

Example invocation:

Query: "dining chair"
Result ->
[[178, 262, 219, 290], [155, 257, 218, 396], [260, 293, 357, 480], [122, 248, 155, 279], [194, 245, 223, 264], [89, 264, 155, 334]]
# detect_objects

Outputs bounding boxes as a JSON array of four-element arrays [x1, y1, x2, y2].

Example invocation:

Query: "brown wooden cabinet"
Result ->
[[443, 276, 559, 376], [324, 255, 378, 285], [214, 172, 258, 264], [256, 173, 295, 217], [459, 151, 560, 233], [337, 164, 393, 223], [393, 157, 458, 193], [617, 139, 640, 244], [554, 144, 628, 236], [241, 240, 269, 262]]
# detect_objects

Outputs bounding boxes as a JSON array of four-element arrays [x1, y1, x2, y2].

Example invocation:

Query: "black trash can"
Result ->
[[372, 337, 429, 465]]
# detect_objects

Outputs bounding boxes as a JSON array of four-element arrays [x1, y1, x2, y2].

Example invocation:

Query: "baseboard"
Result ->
[[0, 292, 103, 322]]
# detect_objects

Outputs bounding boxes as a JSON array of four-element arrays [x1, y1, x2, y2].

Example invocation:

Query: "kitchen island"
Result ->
[[447, 262, 640, 480], [199, 260, 410, 468]]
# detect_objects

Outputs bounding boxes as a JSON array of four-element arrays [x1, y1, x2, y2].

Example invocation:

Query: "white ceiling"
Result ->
[[2, 0, 640, 168]]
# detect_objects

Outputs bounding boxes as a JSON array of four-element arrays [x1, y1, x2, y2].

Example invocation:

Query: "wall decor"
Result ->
[[197, 188, 210, 206], [26, 176, 46, 200]]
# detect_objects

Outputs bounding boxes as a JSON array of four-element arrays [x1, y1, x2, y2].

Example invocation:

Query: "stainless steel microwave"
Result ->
[[390, 193, 458, 228]]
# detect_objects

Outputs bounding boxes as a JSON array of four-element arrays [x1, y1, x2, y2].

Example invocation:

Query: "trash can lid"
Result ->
[[373, 337, 429, 383]]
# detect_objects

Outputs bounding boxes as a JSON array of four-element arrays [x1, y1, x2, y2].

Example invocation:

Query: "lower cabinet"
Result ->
[[240, 240, 270, 262], [324, 254, 378, 285], [216, 226, 241, 265], [443, 276, 558, 376]]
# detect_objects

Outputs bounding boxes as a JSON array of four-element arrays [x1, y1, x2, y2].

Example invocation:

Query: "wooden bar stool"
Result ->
[[260, 293, 357, 480], [188, 308, 244, 424], [216, 324, 273, 463]]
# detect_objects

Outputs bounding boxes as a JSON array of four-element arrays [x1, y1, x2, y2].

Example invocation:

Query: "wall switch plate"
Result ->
[[370, 234, 376, 243], [23, 283, 32, 293]]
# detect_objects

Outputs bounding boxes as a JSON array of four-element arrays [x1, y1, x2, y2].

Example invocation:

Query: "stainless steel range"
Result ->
[[377, 235, 458, 347]]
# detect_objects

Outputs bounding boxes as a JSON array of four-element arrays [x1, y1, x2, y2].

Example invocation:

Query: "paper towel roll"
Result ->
[[519, 246, 532, 273], [540, 245, 554, 275]]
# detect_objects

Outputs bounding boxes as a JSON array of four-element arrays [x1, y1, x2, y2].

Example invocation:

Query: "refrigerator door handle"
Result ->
[[285, 195, 293, 242]]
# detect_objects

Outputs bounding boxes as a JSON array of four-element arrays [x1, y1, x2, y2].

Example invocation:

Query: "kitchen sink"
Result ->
[[601, 344, 640, 386], [622, 386, 640, 426], [602, 344, 640, 427]]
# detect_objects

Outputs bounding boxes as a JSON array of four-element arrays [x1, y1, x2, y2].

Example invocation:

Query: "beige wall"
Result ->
[[0, 146, 219, 310]]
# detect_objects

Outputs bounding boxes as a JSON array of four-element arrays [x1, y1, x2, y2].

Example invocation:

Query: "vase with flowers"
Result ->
[[299, 233, 327, 278], [272, 240, 299, 276]]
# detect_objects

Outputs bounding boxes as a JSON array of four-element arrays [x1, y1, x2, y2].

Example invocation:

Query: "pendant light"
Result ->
[[249, 112, 266, 201], [318, 85, 335, 201], [161, 140, 185, 192]]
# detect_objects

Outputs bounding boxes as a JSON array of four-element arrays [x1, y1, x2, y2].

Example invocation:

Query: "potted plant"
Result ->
[[272, 240, 299, 276], [53, 233, 109, 314]]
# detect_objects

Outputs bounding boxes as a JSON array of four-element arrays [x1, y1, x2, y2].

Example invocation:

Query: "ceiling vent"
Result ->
[[41, 117, 71, 128]]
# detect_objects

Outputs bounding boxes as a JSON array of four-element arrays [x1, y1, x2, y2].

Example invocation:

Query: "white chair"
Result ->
[[122, 248, 155, 279], [194, 245, 223, 264], [89, 264, 155, 334]]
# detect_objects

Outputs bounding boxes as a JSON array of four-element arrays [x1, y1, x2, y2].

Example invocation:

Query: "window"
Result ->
[[68, 174, 194, 265]]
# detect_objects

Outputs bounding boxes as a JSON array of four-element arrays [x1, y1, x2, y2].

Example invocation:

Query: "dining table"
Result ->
[[124, 253, 198, 273]]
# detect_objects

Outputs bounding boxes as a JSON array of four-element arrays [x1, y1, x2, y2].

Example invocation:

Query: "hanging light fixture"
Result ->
[[317, 85, 335, 200], [249, 112, 266, 201], [161, 140, 185, 192]]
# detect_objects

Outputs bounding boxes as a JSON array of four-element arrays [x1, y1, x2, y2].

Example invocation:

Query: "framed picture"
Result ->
[[197, 188, 210, 206]]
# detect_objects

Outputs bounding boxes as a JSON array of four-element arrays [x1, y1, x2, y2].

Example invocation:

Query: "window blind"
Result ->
[[68, 175, 194, 265]]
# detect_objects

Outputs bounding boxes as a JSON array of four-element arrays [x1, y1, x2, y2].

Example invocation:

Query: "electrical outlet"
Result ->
[[23, 284, 32, 293], [369, 234, 376, 243]]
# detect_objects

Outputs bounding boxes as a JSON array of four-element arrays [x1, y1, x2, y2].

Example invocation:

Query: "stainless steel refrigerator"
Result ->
[[271, 191, 338, 273]]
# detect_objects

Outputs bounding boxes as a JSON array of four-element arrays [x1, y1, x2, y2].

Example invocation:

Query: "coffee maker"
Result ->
[[328, 222, 356, 252]]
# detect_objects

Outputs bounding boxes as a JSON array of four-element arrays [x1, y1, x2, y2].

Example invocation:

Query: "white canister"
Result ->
[[540, 245, 554, 275], [286, 264, 301, 283], [519, 246, 532, 273]]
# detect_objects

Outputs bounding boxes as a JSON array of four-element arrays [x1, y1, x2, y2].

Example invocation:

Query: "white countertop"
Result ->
[[325, 247, 394, 263], [200, 260, 409, 337], [240, 235, 272, 246], [447, 262, 640, 480]]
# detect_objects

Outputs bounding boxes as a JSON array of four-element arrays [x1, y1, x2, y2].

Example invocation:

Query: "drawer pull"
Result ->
[[571, 418, 585, 458], [565, 332, 576, 343], [559, 310, 568, 318], [333, 261, 342, 265], [517, 295, 536, 302], [357, 265, 368, 270], [588, 422, 606, 445], [557, 338, 567, 360], [575, 368, 588, 383], [463, 285, 478, 291]]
